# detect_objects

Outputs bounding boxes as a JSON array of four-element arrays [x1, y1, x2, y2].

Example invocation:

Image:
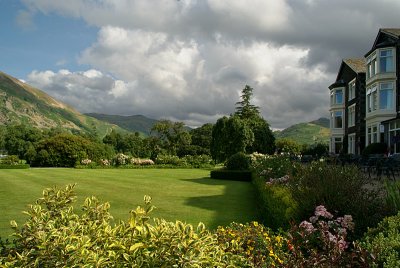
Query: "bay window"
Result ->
[[379, 82, 394, 110], [379, 49, 394, 73]]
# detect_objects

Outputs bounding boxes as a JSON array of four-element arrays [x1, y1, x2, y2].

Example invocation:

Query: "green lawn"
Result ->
[[0, 168, 259, 238]]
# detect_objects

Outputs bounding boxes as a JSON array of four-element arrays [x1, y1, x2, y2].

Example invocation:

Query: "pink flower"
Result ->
[[314, 205, 333, 219], [299, 221, 315, 234]]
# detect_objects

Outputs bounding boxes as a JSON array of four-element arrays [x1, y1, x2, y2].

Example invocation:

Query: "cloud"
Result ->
[[15, 9, 36, 30], [19, 0, 400, 128]]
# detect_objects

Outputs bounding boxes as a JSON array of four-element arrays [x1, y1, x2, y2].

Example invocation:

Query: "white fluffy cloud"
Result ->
[[20, 0, 400, 128]]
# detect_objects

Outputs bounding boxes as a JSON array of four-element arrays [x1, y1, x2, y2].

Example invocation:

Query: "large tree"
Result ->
[[211, 85, 275, 162], [151, 119, 191, 155], [211, 116, 254, 162]]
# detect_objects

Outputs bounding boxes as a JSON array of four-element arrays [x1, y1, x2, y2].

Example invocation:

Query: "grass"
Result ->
[[0, 168, 258, 238]]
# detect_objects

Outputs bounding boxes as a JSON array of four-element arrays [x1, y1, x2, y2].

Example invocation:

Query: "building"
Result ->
[[329, 28, 400, 155], [365, 29, 400, 154], [329, 59, 366, 154]]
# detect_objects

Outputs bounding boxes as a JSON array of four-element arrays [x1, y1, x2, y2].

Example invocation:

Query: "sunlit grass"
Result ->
[[0, 168, 258, 238]]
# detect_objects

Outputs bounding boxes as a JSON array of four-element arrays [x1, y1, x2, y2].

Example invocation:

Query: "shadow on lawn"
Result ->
[[180, 177, 259, 229]]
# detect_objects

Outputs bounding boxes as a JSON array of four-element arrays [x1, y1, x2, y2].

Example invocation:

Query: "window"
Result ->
[[366, 86, 378, 112], [367, 53, 377, 79], [334, 111, 343, 128], [348, 80, 355, 100], [367, 125, 378, 145], [379, 49, 394, 73], [335, 89, 343, 104], [348, 134, 355, 154], [380, 82, 394, 110], [348, 105, 355, 127], [334, 137, 342, 154]]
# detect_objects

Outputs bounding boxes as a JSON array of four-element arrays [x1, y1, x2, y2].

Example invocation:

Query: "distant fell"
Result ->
[[85, 113, 158, 136], [274, 117, 330, 145], [0, 71, 123, 137]]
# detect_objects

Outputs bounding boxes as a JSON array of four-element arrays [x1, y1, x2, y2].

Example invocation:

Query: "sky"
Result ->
[[0, 0, 399, 129]]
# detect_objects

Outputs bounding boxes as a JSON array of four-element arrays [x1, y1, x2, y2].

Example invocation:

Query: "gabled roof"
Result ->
[[366, 28, 400, 57], [343, 58, 366, 74], [329, 58, 365, 90], [381, 28, 400, 38]]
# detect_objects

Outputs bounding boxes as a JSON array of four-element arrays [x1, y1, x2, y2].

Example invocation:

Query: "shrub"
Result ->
[[225, 152, 250, 170], [252, 175, 298, 230], [362, 142, 387, 156], [182, 154, 213, 168], [216, 221, 287, 267], [287, 205, 374, 267], [362, 212, 400, 267], [0, 185, 249, 267], [384, 180, 400, 214], [114, 153, 129, 166], [155, 154, 187, 166], [0, 155, 20, 165], [0, 164, 30, 169], [250, 154, 298, 180], [210, 169, 252, 181], [288, 162, 388, 239]]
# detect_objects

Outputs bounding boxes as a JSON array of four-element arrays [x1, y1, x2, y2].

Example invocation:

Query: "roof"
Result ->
[[381, 28, 400, 38], [343, 58, 366, 74]]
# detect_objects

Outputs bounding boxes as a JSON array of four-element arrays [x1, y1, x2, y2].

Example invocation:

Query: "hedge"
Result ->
[[0, 164, 30, 169]]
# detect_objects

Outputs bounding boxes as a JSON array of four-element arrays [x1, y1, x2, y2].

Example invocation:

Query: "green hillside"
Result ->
[[85, 113, 158, 136], [0, 71, 124, 137], [274, 118, 330, 145]]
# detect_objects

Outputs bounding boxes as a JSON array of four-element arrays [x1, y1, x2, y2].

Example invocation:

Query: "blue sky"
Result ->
[[0, 0, 96, 78], [0, 0, 399, 128]]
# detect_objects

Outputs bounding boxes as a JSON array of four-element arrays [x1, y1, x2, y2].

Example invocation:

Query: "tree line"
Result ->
[[0, 85, 326, 167]]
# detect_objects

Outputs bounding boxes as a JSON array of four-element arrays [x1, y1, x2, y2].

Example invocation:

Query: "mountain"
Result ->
[[0, 71, 123, 137], [85, 113, 158, 136], [274, 117, 330, 145]]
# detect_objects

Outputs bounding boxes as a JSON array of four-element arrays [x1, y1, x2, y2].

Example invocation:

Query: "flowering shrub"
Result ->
[[286, 205, 373, 267], [114, 153, 129, 166], [288, 162, 388, 238], [155, 154, 187, 166], [130, 158, 155, 166], [100, 159, 110, 166], [266, 175, 290, 186], [251, 154, 299, 179], [216, 221, 287, 267], [80, 158, 92, 165]]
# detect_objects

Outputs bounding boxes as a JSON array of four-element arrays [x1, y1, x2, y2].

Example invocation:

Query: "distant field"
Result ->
[[0, 168, 258, 238]]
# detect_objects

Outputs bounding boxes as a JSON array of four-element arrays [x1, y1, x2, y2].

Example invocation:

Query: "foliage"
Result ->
[[250, 154, 298, 180], [0, 164, 30, 169], [177, 145, 210, 158], [252, 175, 298, 230], [289, 162, 388, 239], [287, 205, 373, 267], [234, 85, 260, 119], [216, 221, 286, 267], [301, 142, 329, 158], [31, 133, 114, 167], [362, 211, 400, 267], [245, 116, 275, 155], [151, 119, 191, 156], [155, 154, 187, 166], [210, 169, 252, 181], [275, 138, 302, 155], [210, 116, 254, 163], [181, 155, 212, 168], [3, 124, 43, 159], [225, 152, 251, 171], [0, 155, 20, 165], [384, 180, 400, 214], [189, 123, 213, 155], [362, 142, 387, 156], [0, 185, 249, 267]]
